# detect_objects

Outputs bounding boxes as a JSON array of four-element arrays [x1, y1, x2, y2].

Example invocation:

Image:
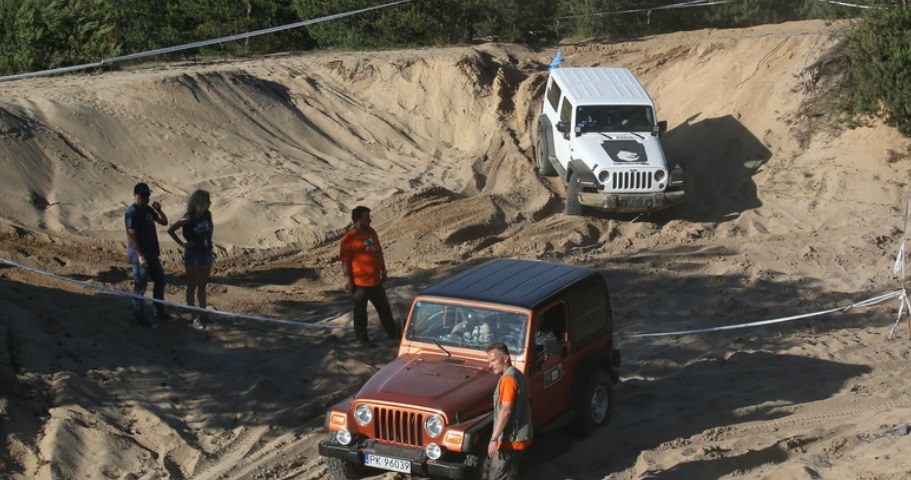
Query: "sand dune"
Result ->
[[2, 19, 911, 479]]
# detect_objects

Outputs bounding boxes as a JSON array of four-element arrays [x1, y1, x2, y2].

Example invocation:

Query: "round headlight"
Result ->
[[336, 429, 352, 446], [654, 170, 666, 182], [424, 414, 444, 438], [354, 405, 373, 426], [425, 443, 442, 460], [598, 170, 610, 183]]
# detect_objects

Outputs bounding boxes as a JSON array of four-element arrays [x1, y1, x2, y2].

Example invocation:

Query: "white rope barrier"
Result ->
[[0, 0, 411, 83], [555, 0, 737, 21], [820, 0, 873, 9], [625, 290, 905, 338], [0, 257, 352, 330]]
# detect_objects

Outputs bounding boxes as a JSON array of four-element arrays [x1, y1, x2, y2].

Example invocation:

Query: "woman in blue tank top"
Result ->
[[168, 189, 214, 329]]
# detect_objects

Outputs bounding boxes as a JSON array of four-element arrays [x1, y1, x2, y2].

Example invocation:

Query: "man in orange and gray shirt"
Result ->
[[340, 206, 399, 347], [486, 341, 533, 479]]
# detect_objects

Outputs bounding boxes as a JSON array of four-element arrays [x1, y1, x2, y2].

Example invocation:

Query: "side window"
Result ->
[[535, 303, 567, 357], [559, 97, 573, 126], [565, 277, 611, 351], [546, 81, 562, 111]]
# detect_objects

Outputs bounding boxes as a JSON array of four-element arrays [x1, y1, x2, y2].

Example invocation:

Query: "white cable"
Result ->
[[0, 1, 411, 83], [820, 0, 873, 9], [626, 290, 904, 338], [0, 257, 352, 330], [555, 0, 736, 21]]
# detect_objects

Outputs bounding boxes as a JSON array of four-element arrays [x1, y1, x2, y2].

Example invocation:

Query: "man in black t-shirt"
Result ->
[[125, 182, 170, 327]]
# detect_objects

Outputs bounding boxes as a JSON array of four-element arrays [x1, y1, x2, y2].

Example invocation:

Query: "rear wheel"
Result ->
[[566, 171, 584, 216], [535, 134, 556, 176], [575, 368, 613, 435]]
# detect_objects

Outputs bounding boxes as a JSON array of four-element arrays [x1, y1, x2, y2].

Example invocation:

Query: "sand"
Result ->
[[2, 19, 911, 479]]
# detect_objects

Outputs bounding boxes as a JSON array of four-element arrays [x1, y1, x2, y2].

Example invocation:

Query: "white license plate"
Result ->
[[364, 453, 411, 473]]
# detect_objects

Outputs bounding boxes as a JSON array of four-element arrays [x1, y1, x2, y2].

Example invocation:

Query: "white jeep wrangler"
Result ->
[[534, 67, 684, 215]]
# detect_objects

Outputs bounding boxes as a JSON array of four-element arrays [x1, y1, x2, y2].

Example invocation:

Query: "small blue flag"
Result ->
[[548, 50, 562, 72]]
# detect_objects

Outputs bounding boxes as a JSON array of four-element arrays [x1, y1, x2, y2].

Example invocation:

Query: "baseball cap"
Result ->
[[133, 182, 152, 195]]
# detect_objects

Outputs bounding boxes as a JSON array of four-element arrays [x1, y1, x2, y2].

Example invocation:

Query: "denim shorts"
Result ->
[[184, 249, 214, 267]]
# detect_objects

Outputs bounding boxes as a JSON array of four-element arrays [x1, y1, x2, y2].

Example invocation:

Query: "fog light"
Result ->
[[336, 429, 352, 446], [425, 443, 442, 460]]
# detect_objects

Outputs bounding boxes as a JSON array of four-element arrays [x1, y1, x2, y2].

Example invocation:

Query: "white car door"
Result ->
[[550, 96, 573, 170]]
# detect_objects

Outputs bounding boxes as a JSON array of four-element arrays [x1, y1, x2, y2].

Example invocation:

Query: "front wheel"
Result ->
[[566, 171, 584, 216], [323, 434, 366, 480], [464, 452, 490, 480], [575, 368, 613, 435]]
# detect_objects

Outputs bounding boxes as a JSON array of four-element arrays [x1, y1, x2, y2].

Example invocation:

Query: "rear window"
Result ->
[[565, 277, 610, 350], [547, 80, 562, 111]]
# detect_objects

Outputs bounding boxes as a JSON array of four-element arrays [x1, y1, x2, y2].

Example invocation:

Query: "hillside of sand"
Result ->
[[2, 19, 911, 480]]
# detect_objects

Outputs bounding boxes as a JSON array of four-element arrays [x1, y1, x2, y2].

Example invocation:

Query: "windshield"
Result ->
[[575, 105, 654, 133], [406, 300, 528, 355]]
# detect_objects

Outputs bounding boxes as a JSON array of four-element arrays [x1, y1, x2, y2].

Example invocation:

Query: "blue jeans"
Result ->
[[132, 257, 166, 318]]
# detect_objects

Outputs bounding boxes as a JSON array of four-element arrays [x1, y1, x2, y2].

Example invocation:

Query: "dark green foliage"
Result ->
[[290, 0, 557, 48], [845, 1, 911, 135], [0, 0, 120, 74], [0, 0, 905, 139]]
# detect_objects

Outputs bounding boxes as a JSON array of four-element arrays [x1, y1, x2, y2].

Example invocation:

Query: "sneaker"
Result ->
[[191, 317, 206, 330], [154, 312, 174, 321], [357, 339, 376, 348]]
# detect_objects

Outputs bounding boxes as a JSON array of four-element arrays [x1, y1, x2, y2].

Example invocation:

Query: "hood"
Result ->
[[572, 132, 667, 168], [357, 353, 498, 419]]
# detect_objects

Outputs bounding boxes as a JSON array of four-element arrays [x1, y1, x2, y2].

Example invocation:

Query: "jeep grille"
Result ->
[[373, 408, 424, 447], [610, 170, 653, 191]]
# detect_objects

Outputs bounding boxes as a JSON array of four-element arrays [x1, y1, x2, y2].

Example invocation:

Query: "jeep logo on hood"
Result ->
[[602, 140, 647, 164]]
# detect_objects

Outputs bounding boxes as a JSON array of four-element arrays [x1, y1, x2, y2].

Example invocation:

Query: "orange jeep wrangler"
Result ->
[[319, 259, 620, 479]]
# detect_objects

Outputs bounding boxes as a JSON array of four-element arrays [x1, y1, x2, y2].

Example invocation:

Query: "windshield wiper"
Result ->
[[432, 339, 451, 358]]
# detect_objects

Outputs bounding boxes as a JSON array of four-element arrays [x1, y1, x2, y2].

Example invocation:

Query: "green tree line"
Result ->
[[1, 0, 909, 136]]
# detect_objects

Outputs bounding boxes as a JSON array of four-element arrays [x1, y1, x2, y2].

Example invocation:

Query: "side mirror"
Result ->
[[556, 121, 569, 134], [653, 120, 668, 136]]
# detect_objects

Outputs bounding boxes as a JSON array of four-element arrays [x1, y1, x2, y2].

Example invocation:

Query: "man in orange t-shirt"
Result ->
[[340, 206, 398, 347], [486, 342, 533, 480]]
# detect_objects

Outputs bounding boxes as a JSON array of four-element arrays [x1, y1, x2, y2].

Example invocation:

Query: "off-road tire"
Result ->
[[566, 171, 584, 216], [535, 134, 556, 176], [464, 451, 491, 480], [323, 434, 367, 480], [575, 368, 613, 435]]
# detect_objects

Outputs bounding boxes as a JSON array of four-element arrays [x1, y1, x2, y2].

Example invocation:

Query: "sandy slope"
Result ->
[[2, 19, 911, 479]]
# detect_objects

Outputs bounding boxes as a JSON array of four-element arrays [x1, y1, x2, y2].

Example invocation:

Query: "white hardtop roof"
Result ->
[[550, 67, 653, 106]]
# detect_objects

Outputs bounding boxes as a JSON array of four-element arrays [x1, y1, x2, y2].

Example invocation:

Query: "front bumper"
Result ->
[[319, 440, 471, 480], [578, 189, 684, 213]]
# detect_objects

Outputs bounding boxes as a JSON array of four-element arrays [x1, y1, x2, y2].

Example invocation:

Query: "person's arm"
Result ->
[[374, 231, 388, 281], [341, 260, 354, 293], [340, 236, 354, 293], [151, 201, 169, 226], [488, 400, 514, 458], [377, 250, 388, 282], [127, 228, 148, 267], [167, 216, 189, 248], [488, 375, 517, 458]]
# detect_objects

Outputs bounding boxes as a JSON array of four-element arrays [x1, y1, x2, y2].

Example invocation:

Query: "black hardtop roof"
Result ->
[[418, 258, 600, 309]]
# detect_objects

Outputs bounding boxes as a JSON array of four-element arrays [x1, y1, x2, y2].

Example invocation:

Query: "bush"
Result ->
[[845, 1, 911, 135]]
